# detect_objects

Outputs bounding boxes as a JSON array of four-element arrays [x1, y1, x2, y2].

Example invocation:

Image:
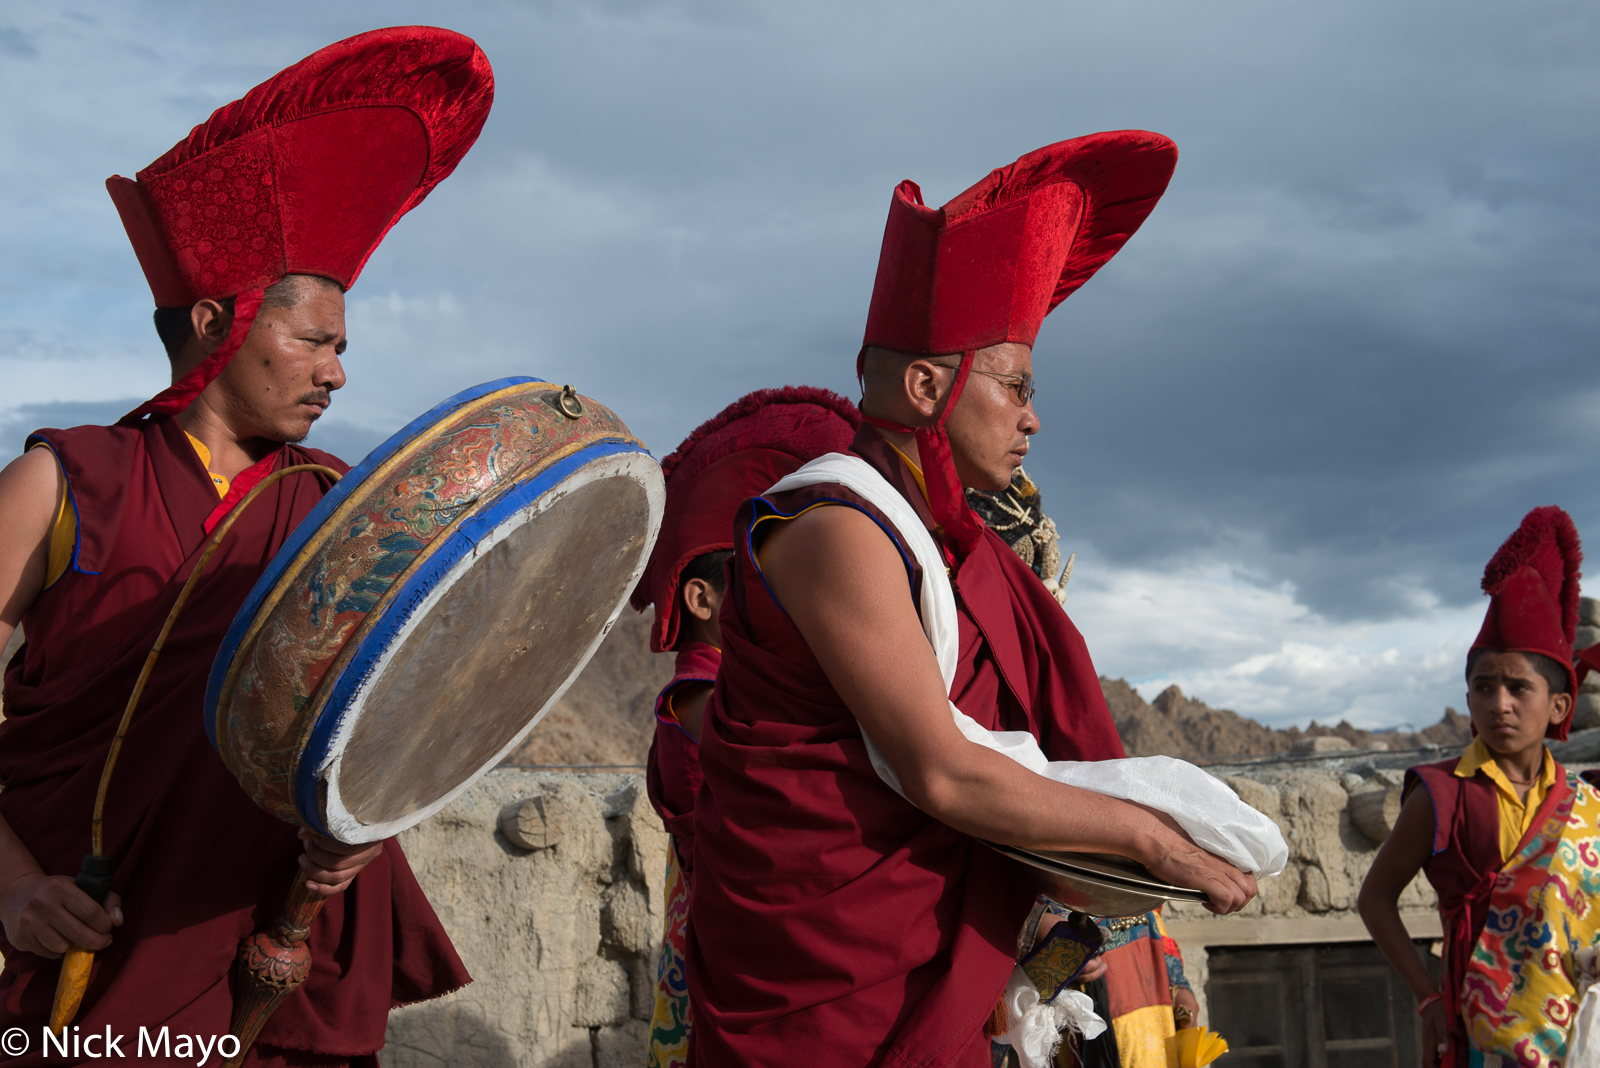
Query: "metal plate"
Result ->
[[985, 840, 1208, 918]]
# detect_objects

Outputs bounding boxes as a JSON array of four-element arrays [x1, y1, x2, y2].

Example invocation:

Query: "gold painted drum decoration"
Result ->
[[205, 377, 664, 843]]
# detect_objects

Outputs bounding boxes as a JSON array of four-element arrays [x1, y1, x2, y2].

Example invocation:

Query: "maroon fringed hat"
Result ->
[[110, 26, 494, 424], [631, 387, 861, 653], [1472, 505, 1584, 739], [857, 131, 1178, 560]]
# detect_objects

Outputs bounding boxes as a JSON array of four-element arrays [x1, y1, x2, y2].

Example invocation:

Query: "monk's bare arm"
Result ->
[[0, 448, 126, 956], [1358, 789, 1447, 1065], [1358, 790, 1440, 995], [760, 505, 1255, 913], [0, 446, 58, 649]]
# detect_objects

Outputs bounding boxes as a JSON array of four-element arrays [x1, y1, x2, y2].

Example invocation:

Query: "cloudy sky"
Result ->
[[2, 1, 1596, 730]]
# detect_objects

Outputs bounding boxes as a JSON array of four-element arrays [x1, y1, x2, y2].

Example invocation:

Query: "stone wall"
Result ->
[[385, 771, 667, 1068], [1161, 734, 1599, 1020]]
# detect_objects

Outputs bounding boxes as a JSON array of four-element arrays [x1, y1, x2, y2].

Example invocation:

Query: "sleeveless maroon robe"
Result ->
[[0, 416, 469, 1065], [687, 427, 1124, 1068], [1405, 759, 1572, 1068], [647, 641, 719, 875]]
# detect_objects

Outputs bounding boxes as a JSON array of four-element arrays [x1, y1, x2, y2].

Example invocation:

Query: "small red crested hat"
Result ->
[[111, 26, 493, 423], [862, 130, 1178, 357], [631, 387, 861, 653], [858, 131, 1176, 560], [1472, 505, 1583, 739]]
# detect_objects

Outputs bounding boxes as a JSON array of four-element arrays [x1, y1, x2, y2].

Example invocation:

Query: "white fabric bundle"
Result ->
[[994, 964, 1105, 1068], [765, 454, 1289, 878]]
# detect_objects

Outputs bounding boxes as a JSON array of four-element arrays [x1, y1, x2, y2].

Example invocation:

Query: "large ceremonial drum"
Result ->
[[206, 377, 664, 843]]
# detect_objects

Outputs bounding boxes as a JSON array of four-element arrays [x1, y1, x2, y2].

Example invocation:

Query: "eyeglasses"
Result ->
[[967, 368, 1035, 407]]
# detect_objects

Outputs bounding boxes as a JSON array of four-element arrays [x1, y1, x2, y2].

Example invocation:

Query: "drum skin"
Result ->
[[205, 377, 664, 842]]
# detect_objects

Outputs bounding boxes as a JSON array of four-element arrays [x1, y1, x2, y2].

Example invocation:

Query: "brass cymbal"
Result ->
[[984, 841, 1208, 918]]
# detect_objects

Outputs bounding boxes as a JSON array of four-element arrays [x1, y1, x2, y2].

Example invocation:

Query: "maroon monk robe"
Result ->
[[1404, 760, 1572, 1068], [687, 426, 1124, 1068], [0, 415, 469, 1065], [647, 641, 720, 876]]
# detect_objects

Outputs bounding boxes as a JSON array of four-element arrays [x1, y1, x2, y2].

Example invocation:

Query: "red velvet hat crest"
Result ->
[[862, 130, 1178, 357], [110, 26, 492, 306], [111, 27, 493, 424], [632, 387, 861, 653], [1472, 505, 1583, 738]]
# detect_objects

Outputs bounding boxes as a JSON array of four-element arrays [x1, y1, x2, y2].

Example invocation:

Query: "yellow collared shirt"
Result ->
[[1454, 735, 1557, 862]]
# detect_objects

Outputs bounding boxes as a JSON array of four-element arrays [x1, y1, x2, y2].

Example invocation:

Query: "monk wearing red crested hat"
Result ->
[[0, 28, 490, 1065], [630, 387, 861, 1067], [1361, 507, 1600, 1068], [686, 133, 1258, 1067]]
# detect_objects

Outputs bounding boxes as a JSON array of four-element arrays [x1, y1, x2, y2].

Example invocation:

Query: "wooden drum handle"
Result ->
[[222, 872, 327, 1068]]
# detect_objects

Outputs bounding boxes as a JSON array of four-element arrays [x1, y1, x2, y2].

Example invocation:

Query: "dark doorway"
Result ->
[[1206, 941, 1440, 1068]]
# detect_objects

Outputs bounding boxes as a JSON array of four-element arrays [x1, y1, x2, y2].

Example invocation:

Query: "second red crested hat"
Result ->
[[632, 387, 861, 653], [862, 130, 1178, 357], [108, 25, 494, 307], [1472, 505, 1583, 739]]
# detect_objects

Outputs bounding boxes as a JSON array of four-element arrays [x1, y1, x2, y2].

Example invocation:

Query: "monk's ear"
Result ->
[[682, 578, 717, 622], [904, 359, 950, 420], [1551, 689, 1574, 727], [190, 299, 232, 356]]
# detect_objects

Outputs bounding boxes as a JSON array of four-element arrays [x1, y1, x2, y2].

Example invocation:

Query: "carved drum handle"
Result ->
[[221, 875, 327, 1068]]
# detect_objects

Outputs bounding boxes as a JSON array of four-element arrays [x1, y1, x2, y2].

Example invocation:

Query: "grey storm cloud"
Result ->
[[2, 0, 1598, 720]]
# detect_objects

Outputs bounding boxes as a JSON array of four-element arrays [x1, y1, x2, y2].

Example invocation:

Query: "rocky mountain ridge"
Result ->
[[508, 613, 1474, 766], [1100, 677, 1472, 761]]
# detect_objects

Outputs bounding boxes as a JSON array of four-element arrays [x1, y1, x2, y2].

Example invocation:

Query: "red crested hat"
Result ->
[[862, 130, 1177, 357], [631, 387, 861, 653], [111, 26, 493, 424], [858, 131, 1177, 561], [1472, 505, 1583, 739]]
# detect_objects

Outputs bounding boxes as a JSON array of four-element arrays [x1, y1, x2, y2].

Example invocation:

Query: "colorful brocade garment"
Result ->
[[1410, 756, 1600, 1068], [1094, 911, 1190, 1068], [649, 843, 693, 1068], [646, 644, 718, 1068], [1460, 770, 1600, 1066]]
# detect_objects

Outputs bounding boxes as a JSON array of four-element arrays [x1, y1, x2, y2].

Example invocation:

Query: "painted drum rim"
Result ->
[[203, 375, 543, 752], [209, 379, 620, 773], [265, 413, 647, 805], [304, 445, 663, 841]]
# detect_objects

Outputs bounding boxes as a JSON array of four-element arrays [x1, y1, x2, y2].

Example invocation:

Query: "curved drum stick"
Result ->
[[48, 464, 341, 1035]]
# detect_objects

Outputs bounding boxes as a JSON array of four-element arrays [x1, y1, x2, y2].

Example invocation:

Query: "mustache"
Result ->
[[298, 390, 331, 411]]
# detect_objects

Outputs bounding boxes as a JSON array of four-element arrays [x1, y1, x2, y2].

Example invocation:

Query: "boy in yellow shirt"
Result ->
[[1359, 506, 1600, 1068]]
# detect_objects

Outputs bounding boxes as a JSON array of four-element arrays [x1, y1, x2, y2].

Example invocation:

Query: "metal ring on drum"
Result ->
[[205, 376, 665, 844]]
